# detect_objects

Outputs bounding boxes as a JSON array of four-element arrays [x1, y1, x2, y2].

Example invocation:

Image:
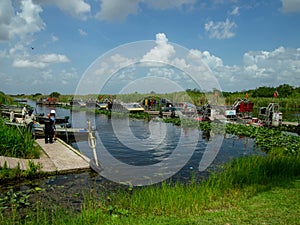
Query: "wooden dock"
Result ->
[[0, 138, 90, 173], [282, 121, 299, 126]]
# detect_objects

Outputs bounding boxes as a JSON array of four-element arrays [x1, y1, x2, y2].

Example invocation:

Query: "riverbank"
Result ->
[[1, 148, 299, 224]]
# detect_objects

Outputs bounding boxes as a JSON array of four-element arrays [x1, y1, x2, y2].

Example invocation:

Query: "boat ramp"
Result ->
[[0, 138, 90, 173]]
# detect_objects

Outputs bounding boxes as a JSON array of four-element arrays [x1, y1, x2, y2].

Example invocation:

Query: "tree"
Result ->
[[49, 92, 60, 98], [252, 86, 275, 97], [276, 84, 294, 97], [32, 93, 42, 97]]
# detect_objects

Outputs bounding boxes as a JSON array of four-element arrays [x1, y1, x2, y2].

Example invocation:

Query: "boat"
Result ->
[[105, 101, 145, 113], [70, 99, 87, 107], [122, 102, 145, 113], [36, 97, 58, 105], [229, 98, 254, 119], [4, 121, 94, 142], [36, 115, 70, 125], [258, 103, 282, 127], [96, 102, 107, 110], [34, 126, 95, 141], [174, 102, 197, 116], [1, 110, 70, 125]]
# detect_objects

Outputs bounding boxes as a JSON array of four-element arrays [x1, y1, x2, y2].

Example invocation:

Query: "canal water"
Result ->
[[28, 100, 263, 183], [0, 100, 264, 212]]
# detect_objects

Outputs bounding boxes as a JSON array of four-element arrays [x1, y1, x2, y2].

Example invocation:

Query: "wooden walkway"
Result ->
[[0, 138, 90, 173], [282, 121, 299, 126]]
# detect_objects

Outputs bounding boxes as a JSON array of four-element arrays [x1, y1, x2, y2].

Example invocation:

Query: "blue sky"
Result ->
[[0, 0, 300, 95]]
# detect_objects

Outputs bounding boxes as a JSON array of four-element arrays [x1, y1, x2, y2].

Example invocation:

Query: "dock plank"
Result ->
[[35, 138, 90, 172], [0, 138, 90, 173]]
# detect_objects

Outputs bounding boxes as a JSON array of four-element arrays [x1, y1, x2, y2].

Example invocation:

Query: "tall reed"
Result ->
[[0, 118, 39, 158]]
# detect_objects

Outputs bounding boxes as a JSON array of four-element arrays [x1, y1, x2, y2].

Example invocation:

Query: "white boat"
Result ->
[[122, 102, 145, 112], [4, 121, 94, 141]]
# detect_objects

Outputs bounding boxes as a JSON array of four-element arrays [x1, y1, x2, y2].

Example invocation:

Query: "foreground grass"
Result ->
[[79, 179, 300, 225], [1, 148, 299, 225]]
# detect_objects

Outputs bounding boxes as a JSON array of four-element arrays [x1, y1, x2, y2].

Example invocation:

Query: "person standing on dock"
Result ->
[[50, 110, 56, 140], [44, 110, 56, 144], [24, 109, 36, 136], [9, 110, 14, 122], [21, 105, 27, 120]]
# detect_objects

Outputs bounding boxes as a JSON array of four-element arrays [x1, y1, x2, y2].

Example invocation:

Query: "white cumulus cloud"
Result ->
[[34, 0, 91, 19], [142, 33, 176, 63], [95, 0, 196, 21], [145, 0, 196, 10], [13, 53, 70, 69], [205, 19, 237, 39], [95, 0, 140, 21], [0, 0, 45, 41]]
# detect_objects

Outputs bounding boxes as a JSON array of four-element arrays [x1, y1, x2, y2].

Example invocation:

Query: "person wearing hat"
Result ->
[[24, 109, 36, 136], [44, 110, 56, 143], [21, 105, 27, 120], [50, 110, 56, 140]]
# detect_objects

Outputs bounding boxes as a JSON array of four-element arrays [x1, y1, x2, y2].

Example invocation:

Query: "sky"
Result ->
[[0, 0, 300, 95]]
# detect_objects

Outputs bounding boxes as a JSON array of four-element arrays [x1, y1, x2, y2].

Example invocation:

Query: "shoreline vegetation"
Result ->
[[1, 86, 300, 224], [10, 83, 300, 109]]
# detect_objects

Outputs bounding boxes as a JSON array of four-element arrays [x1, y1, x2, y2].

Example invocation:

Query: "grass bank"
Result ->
[[0, 118, 40, 159], [1, 118, 300, 224], [1, 148, 299, 224]]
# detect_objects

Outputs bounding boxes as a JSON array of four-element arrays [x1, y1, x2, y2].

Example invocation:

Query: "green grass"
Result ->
[[1, 147, 299, 224], [0, 118, 40, 158], [0, 92, 14, 105], [0, 160, 42, 181], [192, 179, 300, 225]]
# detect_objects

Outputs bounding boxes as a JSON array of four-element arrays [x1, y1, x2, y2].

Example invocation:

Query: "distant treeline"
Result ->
[[222, 84, 300, 98], [2, 83, 299, 108]]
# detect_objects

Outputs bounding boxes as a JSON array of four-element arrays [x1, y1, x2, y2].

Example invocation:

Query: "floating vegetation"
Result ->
[[163, 117, 300, 155], [225, 123, 300, 154]]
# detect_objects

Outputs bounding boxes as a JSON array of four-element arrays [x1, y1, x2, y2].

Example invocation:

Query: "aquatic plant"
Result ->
[[164, 116, 300, 154], [225, 123, 300, 154]]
